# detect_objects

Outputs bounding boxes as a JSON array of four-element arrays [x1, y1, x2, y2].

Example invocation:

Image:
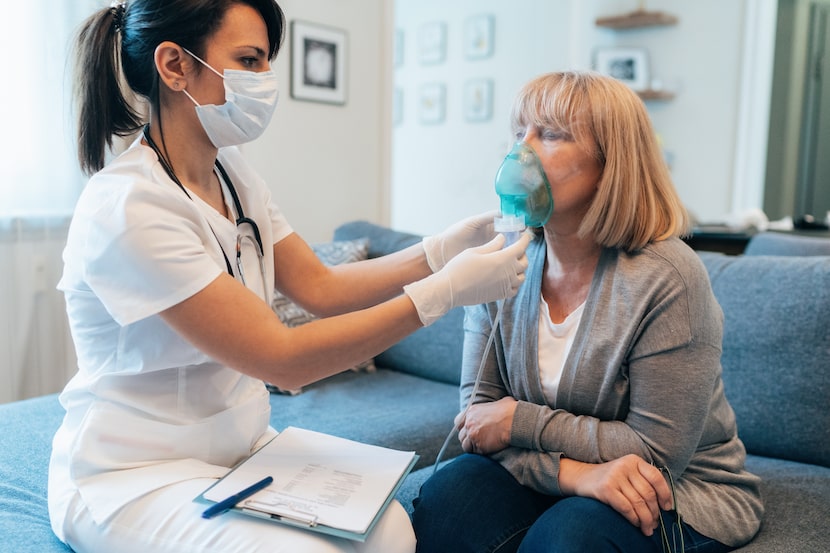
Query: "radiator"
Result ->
[[0, 217, 76, 404]]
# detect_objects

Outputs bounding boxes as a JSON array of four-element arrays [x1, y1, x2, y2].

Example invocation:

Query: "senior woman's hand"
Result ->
[[455, 396, 518, 455], [558, 454, 675, 537]]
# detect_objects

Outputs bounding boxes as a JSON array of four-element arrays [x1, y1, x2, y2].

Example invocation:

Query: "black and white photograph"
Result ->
[[594, 47, 649, 91], [290, 20, 347, 104]]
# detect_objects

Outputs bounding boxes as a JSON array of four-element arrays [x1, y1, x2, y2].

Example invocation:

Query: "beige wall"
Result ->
[[243, 0, 393, 243]]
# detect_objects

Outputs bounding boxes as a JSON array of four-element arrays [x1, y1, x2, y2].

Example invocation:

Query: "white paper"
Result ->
[[203, 427, 416, 534]]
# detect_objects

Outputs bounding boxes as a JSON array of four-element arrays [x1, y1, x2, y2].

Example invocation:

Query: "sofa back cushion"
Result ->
[[744, 231, 830, 256], [334, 221, 464, 385], [699, 252, 830, 467]]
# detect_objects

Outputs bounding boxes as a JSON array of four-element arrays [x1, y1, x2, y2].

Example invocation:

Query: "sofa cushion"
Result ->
[[334, 221, 465, 386], [0, 395, 72, 552], [699, 252, 830, 468], [734, 455, 830, 551], [269, 238, 376, 394]]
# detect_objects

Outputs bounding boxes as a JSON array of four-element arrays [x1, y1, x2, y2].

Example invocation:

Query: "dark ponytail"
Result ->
[[73, 0, 286, 175], [74, 5, 143, 175]]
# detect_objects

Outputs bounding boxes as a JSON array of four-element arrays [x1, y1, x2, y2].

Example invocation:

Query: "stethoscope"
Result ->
[[142, 125, 267, 298]]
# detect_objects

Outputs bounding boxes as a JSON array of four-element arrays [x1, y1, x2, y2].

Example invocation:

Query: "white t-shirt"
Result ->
[[49, 139, 293, 534], [537, 294, 585, 405]]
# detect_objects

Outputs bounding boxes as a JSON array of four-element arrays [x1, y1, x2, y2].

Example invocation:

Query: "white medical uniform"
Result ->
[[48, 139, 415, 553]]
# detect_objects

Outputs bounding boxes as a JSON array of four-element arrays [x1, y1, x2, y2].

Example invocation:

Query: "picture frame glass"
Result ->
[[418, 22, 447, 65], [594, 47, 649, 92], [465, 15, 495, 60], [464, 79, 493, 122], [418, 83, 446, 124], [291, 20, 347, 105]]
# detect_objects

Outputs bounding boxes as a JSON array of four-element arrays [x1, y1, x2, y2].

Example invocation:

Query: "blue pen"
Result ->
[[202, 475, 274, 519]]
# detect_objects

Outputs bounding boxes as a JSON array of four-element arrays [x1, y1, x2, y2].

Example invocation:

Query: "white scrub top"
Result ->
[[48, 138, 293, 537]]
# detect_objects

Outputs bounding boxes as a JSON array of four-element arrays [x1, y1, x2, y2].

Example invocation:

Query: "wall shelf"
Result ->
[[596, 9, 678, 29], [637, 89, 675, 101]]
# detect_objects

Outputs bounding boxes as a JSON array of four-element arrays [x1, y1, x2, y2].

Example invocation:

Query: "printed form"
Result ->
[[201, 427, 417, 538]]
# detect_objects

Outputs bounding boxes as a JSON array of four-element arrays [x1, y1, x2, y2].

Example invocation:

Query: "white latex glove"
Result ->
[[404, 231, 531, 326], [422, 211, 500, 272]]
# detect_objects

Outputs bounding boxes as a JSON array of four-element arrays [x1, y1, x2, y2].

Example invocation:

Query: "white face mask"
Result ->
[[181, 48, 279, 148]]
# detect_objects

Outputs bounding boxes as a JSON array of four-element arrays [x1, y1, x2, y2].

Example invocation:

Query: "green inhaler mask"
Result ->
[[494, 142, 553, 233]]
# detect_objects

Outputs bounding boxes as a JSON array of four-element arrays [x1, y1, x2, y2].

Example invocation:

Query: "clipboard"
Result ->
[[195, 427, 418, 542]]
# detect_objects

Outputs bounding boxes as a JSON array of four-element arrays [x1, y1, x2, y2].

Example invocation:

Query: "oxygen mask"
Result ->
[[494, 141, 553, 230]]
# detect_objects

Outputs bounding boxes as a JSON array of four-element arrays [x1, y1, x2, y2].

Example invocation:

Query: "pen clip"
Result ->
[[243, 500, 319, 527]]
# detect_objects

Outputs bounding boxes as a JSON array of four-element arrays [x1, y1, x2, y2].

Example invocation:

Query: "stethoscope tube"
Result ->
[[142, 125, 265, 279]]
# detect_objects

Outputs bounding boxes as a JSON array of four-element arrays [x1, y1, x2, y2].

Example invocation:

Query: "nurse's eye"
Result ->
[[240, 57, 258, 68]]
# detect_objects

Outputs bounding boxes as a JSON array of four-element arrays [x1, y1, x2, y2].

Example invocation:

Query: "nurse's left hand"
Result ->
[[456, 396, 517, 455]]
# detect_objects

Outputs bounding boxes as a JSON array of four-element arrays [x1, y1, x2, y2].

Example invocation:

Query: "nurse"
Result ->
[[48, 1, 531, 552]]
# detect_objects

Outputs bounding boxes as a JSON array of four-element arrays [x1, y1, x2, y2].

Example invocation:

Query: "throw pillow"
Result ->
[[268, 238, 376, 395]]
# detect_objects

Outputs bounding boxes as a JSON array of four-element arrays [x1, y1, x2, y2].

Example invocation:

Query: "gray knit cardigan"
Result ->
[[461, 235, 764, 547]]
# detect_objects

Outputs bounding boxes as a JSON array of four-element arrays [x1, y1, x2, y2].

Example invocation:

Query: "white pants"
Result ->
[[61, 477, 416, 553]]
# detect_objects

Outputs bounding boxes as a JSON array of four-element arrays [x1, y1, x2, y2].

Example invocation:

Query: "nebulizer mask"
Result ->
[[493, 141, 553, 245]]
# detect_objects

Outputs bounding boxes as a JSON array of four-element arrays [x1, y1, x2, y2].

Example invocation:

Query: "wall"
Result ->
[[391, 0, 763, 235], [0, 220, 76, 404], [243, 0, 393, 243]]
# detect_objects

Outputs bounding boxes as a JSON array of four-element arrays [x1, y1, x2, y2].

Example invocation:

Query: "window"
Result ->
[[0, 2, 98, 219]]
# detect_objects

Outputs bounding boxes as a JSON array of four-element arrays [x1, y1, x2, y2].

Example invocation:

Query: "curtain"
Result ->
[[0, 1, 99, 403]]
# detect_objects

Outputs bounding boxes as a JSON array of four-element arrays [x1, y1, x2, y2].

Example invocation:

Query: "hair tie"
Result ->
[[110, 2, 126, 33]]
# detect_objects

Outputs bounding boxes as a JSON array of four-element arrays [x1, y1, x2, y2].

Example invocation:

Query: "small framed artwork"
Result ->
[[464, 14, 495, 60], [418, 83, 446, 124], [594, 47, 649, 91], [418, 22, 447, 65], [290, 20, 347, 105], [464, 79, 493, 122]]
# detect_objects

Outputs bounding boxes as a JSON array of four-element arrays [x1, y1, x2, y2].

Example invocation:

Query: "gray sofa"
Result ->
[[0, 223, 828, 552]]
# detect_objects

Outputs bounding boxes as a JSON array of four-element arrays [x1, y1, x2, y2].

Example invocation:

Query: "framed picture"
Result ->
[[594, 47, 649, 91], [290, 20, 347, 105], [464, 79, 493, 122], [418, 83, 446, 124], [464, 14, 495, 60], [418, 22, 447, 65]]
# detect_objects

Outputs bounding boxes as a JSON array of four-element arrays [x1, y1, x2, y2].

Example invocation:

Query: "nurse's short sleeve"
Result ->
[[79, 177, 223, 326]]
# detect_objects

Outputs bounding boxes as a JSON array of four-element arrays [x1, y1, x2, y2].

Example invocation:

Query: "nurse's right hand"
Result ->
[[403, 231, 531, 326]]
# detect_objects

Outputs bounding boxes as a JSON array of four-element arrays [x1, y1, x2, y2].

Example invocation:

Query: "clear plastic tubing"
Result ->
[[432, 298, 505, 473]]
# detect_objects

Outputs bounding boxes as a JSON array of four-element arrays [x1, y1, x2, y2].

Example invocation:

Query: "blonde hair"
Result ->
[[510, 71, 690, 251]]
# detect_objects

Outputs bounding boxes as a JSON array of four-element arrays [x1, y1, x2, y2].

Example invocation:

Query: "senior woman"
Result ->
[[412, 71, 763, 553]]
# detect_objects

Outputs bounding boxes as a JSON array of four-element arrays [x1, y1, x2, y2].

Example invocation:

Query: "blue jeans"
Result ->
[[412, 454, 733, 553]]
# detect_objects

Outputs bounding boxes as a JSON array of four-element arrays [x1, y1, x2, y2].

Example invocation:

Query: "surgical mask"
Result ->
[[494, 141, 553, 228], [181, 48, 279, 148]]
